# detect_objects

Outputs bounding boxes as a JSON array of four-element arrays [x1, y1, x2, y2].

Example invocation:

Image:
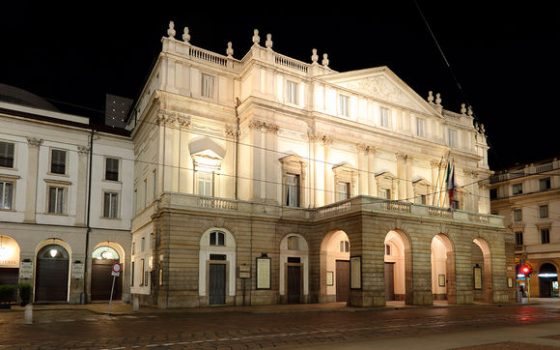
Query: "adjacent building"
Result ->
[[0, 84, 134, 303], [128, 24, 514, 308], [490, 158, 559, 298]]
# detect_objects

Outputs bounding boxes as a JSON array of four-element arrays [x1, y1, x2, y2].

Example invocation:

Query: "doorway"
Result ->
[[209, 263, 226, 305], [287, 264, 302, 303], [35, 245, 69, 302], [336, 260, 350, 302]]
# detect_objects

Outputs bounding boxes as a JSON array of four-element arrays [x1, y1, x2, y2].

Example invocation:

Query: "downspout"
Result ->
[[234, 97, 241, 200], [83, 126, 94, 304]]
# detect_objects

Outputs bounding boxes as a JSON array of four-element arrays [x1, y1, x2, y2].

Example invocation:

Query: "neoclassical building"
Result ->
[[127, 23, 514, 308], [490, 158, 559, 298], [0, 85, 134, 303]]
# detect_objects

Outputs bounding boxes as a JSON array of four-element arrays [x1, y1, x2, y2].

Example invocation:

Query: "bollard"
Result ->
[[133, 296, 139, 312], [24, 304, 33, 325]]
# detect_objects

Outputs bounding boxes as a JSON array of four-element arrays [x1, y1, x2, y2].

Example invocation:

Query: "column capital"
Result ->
[[26, 137, 43, 147], [77, 146, 90, 154]]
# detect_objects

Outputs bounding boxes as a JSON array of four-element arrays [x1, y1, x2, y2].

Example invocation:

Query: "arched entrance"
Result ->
[[539, 263, 558, 298], [431, 234, 456, 303], [472, 238, 492, 302], [320, 230, 350, 303], [279, 234, 309, 303], [35, 244, 69, 302], [0, 235, 20, 302], [384, 230, 412, 303], [91, 246, 121, 300], [199, 228, 236, 305]]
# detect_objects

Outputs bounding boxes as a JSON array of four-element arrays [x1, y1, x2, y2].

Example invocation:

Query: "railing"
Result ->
[[386, 201, 411, 213], [536, 163, 553, 173], [198, 198, 238, 210], [316, 201, 352, 218], [274, 53, 308, 74], [188, 46, 228, 67], [428, 207, 453, 218]]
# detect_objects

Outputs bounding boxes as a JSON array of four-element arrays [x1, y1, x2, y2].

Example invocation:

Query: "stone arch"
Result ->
[[279, 233, 309, 303], [431, 234, 456, 303], [35, 239, 71, 302], [198, 227, 236, 305], [90, 242, 125, 301], [0, 234, 21, 295], [384, 229, 413, 304], [538, 262, 558, 298], [320, 230, 351, 303], [472, 238, 492, 303]]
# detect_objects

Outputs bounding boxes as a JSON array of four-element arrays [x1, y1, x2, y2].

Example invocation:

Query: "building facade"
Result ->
[[490, 158, 560, 298], [128, 24, 514, 308], [0, 86, 134, 304]]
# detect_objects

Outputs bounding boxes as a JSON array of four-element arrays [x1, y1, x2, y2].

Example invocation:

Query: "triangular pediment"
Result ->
[[321, 67, 438, 115]]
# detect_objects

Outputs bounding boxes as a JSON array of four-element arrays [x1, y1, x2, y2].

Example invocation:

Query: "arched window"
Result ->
[[209, 231, 225, 246]]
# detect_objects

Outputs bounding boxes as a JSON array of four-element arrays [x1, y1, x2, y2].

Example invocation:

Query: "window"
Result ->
[[448, 129, 457, 148], [541, 228, 550, 244], [131, 261, 135, 287], [539, 178, 551, 191], [490, 188, 498, 200], [210, 231, 225, 246], [512, 183, 523, 195], [152, 170, 157, 198], [338, 94, 349, 116], [420, 194, 427, 205], [286, 80, 298, 105], [385, 244, 391, 255], [143, 179, 148, 207], [513, 208, 522, 222], [539, 205, 549, 219], [105, 158, 119, 181], [50, 149, 66, 174], [201, 73, 215, 98], [0, 141, 14, 168], [287, 236, 299, 250], [132, 241, 135, 255], [140, 259, 145, 286], [48, 186, 64, 214], [379, 188, 391, 199], [197, 171, 213, 196], [0, 181, 13, 210], [141, 237, 145, 252], [515, 232, 523, 246], [380, 107, 390, 127], [103, 192, 119, 218], [416, 118, 426, 137], [335, 181, 350, 201], [340, 240, 350, 253], [285, 173, 300, 207]]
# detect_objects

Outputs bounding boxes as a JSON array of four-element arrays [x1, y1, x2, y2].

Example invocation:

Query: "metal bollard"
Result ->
[[133, 296, 139, 312], [24, 304, 33, 325]]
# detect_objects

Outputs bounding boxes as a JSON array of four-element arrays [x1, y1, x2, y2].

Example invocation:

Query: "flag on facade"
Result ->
[[445, 159, 456, 208]]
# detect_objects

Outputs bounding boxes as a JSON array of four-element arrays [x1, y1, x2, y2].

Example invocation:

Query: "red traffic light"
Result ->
[[520, 264, 533, 276]]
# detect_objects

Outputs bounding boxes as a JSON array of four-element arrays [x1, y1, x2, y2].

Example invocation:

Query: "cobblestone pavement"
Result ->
[[1, 303, 560, 349]]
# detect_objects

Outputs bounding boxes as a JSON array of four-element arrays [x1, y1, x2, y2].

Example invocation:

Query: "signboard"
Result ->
[[111, 263, 121, 277], [72, 262, 84, 279], [238, 265, 251, 279], [350, 256, 361, 289], [19, 261, 33, 279], [256, 257, 270, 289]]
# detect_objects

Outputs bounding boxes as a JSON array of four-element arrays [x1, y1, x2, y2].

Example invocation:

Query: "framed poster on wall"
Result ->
[[350, 256, 361, 289], [473, 266, 482, 290], [326, 271, 334, 286], [256, 257, 271, 289], [438, 274, 446, 287]]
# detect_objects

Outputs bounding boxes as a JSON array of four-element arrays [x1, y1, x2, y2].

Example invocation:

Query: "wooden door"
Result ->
[[287, 265, 302, 303], [209, 264, 226, 305], [385, 262, 395, 301], [36, 259, 68, 302], [336, 260, 350, 302], [91, 259, 121, 300]]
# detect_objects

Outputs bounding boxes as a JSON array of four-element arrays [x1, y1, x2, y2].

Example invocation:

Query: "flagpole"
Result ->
[[432, 156, 444, 206]]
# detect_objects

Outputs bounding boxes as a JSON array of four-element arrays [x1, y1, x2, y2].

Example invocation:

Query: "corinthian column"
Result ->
[[24, 138, 43, 222]]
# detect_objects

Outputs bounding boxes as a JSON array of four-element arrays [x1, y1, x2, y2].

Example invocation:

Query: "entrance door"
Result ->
[[35, 245, 69, 302], [209, 264, 226, 305], [91, 259, 121, 300], [287, 264, 302, 303], [336, 260, 350, 302], [0, 268, 19, 302], [385, 262, 395, 301]]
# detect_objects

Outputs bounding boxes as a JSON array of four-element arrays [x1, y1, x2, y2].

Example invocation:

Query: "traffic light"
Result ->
[[520, 264, 533, 276]]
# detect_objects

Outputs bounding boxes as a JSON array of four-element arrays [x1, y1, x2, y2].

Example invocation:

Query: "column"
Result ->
[[406, 155, 414, 201], [356, 144, 368, 196], [75, 145, 89, 226], [430, 160, 440, 206], [396, 153, 407, 201], [322, 136, 333, 204], [24, 137, 42, 223], [368, 147, 376, 196]]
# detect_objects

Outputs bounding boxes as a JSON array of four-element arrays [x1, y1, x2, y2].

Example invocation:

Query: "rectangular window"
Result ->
[[0, 141, 14, 168], [286, 80, 298, 105], [448, 129, 457, 148], [132, 241, 136, 256], [152, 170, 157, 199], [197, 171, 213, 196], [380, 107, 390, 127], [140, 259, 145, 286], [103, 192, 119, 218], [416, 118, 426, 137], [335, 181, 350, 201], [201, 73, 215, 98], [340, 241, 349, 253], [513, 208, 522, 222], [48, 186, 64, 214], [338, 94, 349, 116], [515, 232, 523, 246], [141, 237, 145, 252], [285, 173, 300, 207], [143, 179, 148, 206], [541, 228, 550, 244], [420, 194, 427, 205], [131, 261, 135, 287], [512, 183, 523, 195], [539, 205, 549, 218], [105, 158, 119, 181], [490, 188, 498, 200], [539, 178, 551, 191], [0, 181, 14, 210], [50, 149, 66, 174]]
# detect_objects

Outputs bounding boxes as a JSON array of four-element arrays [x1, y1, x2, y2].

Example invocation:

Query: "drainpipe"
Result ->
[[82, 126, 95, 304], [234, 97, 241, 200]]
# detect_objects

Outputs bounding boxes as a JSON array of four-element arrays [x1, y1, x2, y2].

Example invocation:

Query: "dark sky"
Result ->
[[1, 3, 558, 170]]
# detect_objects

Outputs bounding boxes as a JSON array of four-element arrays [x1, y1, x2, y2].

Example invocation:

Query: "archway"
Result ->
[[91, 245, 122, 300], [35, 243, 70, 302], [472, 238, 492, 302], [199, 228, 236, 305], [320, 230, 351, 303], [0, 235, 20, 302], [384, 230, 412, 303], [431, 234, 456, 303], [279, 234, 309, 303], [539, 263, 558, 298]]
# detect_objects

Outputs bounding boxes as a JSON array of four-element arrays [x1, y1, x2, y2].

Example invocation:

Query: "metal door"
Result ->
[[209, 264, 226, 305]]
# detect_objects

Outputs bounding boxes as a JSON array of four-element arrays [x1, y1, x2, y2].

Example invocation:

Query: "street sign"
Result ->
[[111, 263, 121, 277]]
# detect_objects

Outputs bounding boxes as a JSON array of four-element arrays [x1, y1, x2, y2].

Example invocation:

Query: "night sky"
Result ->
[[1, 3, 558, 170]]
